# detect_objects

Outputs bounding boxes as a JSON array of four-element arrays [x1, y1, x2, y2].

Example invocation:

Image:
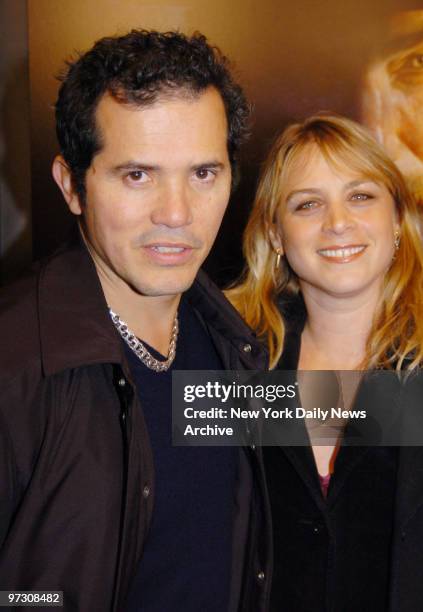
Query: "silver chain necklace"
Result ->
[[109, 309, 178, 372]]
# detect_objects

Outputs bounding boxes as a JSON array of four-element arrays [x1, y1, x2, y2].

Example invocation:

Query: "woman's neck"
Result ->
[[297, 287, 380, 476], [298, 286, 380, 370]]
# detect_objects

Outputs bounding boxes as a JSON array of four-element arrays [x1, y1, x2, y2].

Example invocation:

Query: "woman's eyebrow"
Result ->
[[344, 179, 378, 189], [286, 188, 323, 202]]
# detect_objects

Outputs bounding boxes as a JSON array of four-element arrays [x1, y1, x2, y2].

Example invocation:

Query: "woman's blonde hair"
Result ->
[[227, 113, 423, 370]]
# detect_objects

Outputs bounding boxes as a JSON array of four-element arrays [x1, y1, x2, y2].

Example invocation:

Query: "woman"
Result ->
[[227, 114, 423, 611]]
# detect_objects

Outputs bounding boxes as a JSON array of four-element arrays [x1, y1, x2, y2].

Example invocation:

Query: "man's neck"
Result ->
[[81, 230, 182, 355], [99, 268, 181, 357]]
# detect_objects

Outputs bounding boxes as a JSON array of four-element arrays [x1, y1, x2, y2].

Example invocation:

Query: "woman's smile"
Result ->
[[317, 244, 367, 263]]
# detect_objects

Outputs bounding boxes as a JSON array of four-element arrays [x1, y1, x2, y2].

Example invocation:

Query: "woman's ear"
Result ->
[[268, 224, 284, 255], [52, 155, 83, 216]]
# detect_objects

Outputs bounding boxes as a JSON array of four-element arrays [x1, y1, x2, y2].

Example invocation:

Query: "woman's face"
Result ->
[[272, 145, 400, 302]]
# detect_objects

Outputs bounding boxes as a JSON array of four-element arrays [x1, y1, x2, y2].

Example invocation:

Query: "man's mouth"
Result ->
[[317, 245, 367, 262], [143, 242, 196, 265]]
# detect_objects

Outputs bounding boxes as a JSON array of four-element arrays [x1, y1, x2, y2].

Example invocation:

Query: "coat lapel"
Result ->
[[281, 444, 328, 512], [395, 446, 423, 530]]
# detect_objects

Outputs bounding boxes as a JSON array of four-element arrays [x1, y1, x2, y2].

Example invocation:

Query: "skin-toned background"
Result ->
[[0, 0, 420, 285]]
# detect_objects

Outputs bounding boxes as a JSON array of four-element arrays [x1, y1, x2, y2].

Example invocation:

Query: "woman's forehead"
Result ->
[[284, 141, 382, 186]]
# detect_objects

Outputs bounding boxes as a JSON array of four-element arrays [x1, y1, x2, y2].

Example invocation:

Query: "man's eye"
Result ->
[[127, 170, 147, 182], [195, 168, 215, 181]]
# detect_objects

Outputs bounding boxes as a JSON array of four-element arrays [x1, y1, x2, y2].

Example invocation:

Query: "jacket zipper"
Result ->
[[111, 372, 130, 611]]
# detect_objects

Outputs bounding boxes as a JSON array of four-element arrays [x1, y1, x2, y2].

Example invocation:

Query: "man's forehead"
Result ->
[[91, 87, 229, 166], [94, 87, 227, 130]]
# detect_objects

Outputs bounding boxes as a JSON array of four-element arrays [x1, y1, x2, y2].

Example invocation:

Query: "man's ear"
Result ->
[[52, 155, 82, 216], [268, 223, 283, 255]]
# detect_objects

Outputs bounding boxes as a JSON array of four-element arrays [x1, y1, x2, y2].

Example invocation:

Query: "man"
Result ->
[[0, 31, 270, 611], [361, 9, 423, 203]]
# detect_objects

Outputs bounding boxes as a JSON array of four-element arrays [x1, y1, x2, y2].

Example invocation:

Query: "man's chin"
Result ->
[[128, 276, 197, 299]]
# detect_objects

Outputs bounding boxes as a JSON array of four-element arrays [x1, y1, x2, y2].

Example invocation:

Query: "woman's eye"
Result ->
[[351, 193, 372, 201], [296, 201, 317, 211]]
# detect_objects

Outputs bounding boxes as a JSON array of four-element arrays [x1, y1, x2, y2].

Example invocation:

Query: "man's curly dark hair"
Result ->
[[55, 29, 250, 199]]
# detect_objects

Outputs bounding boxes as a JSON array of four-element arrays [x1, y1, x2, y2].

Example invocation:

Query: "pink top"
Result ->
[[319, 473, 331, 498]]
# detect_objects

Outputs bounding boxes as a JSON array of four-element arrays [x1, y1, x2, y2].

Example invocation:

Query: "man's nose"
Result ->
[[151, 180, 193, 228], [322, 201, 355, 235]]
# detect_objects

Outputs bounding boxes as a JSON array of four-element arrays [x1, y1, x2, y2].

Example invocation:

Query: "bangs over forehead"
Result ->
[[262, 114, 409, 226], [281, 120, 400, 197], [279, 115, 410, 207]]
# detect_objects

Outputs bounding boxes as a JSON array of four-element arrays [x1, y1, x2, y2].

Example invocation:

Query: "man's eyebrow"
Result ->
[[109, 161, 158, 174], [108, 160, 226, 174], [191, 161, 225, 171]]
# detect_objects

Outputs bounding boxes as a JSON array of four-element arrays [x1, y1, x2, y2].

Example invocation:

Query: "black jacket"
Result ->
[[0, 239, 272, 612], [272, 293, 423, 612]]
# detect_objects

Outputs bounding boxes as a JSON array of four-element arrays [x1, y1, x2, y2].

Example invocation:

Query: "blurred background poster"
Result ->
[[362, 10, 423, 207], [0, 0, 421, 285]]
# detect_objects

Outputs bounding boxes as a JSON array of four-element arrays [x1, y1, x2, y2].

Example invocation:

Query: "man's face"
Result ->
[[62, 87, 231, 298]]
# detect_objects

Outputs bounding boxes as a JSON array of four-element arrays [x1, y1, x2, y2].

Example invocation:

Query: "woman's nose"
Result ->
[[322, 201, 355, 235]]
